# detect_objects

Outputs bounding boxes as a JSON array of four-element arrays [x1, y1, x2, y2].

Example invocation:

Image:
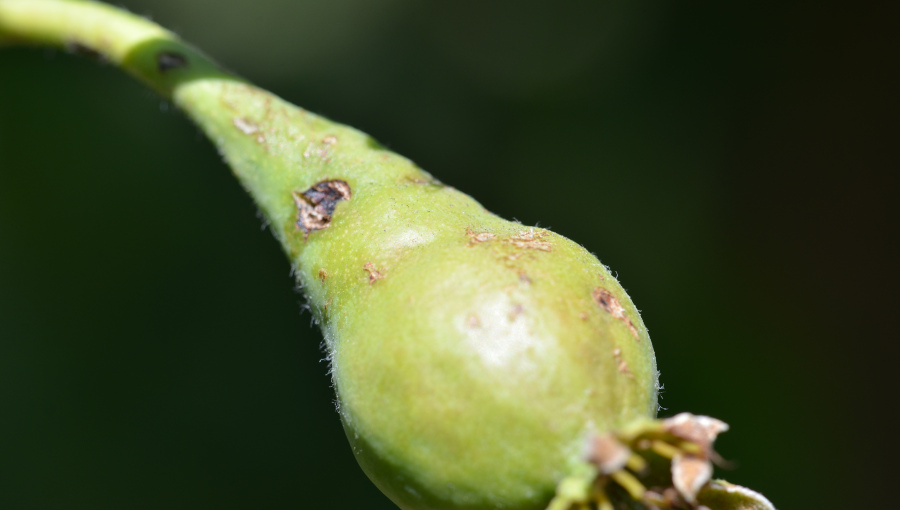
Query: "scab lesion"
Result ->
[[292, 179, 352, 238], [592, 287, 640, 340]]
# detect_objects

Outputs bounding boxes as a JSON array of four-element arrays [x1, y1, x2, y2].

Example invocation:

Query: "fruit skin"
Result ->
[[181, 81, 659, 510], [1, 3, 659, 508], [326, 215, 659, 510]]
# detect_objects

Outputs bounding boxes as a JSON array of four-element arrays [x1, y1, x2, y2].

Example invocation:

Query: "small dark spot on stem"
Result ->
[[65, 41, 105, 61], [157, 51, 188, 72]]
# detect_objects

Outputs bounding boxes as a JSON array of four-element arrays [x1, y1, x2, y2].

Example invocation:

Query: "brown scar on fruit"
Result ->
[[613, 347, 634, 378], [364, 262, 384, 284], [592, 287, 640, 340], [508, 304, 524, 321], [579, 311, 589, 321], [304, 135, 338, 161], [292, 179, 351, 238], [406, 175, 441, 186], [318, 269, 328, 282], [232, 117, 267, 145], [506, 230, 552, 251], [466, 227, 497, 246]]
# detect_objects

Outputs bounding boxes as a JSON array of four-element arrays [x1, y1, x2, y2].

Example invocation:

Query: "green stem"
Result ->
[[0, 0, 235, 96]]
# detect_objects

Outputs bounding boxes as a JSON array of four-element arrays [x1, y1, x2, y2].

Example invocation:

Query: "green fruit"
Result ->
[[185, 78, 659, 510], [2, 3, 774, 510], [0, 2, 658, 508]]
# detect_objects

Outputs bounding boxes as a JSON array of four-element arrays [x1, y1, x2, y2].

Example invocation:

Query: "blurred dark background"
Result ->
[[1, 1, 896, 509]]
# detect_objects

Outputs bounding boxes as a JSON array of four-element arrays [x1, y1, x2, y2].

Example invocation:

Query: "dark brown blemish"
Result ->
[[292, 180, 351, 238], [364, 262, 384, 284], [592, 287, 640, 340], [318, 269, 328, 282], [157, 51, 188, 72]]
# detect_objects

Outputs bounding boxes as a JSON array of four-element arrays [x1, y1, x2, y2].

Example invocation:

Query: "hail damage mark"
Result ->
[[232, 117, 267, 144], [507, 230, 552, 251], [613, 347, 634, 378], [465, 228, 552, 251], [364, 263, 384, 284], [592, 287, 640, 340], [293, 180, 351, 238], [233, 117, 259, 135], [304, 135, 338, 161], [157, 51, 187, 72], [466, 227, 497, 246]]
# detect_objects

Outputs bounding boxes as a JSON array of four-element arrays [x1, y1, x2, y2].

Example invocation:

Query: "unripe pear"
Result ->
[[183, 79, 658, 510], [0, 2, 775, 509]]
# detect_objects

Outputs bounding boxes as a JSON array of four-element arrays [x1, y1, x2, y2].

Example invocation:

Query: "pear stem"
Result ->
[[0, 0, 239, 97]]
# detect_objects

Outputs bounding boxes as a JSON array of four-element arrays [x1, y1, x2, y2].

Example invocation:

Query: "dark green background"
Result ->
[[1, 1, 895, 509]]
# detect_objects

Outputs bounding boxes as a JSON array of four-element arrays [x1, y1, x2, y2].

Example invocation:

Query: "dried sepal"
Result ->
[[697, 480, 776, 510], [671, 453, 713, 502]]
